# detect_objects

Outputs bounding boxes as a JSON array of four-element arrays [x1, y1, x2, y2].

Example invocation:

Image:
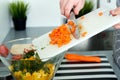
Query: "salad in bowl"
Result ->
[[0, 38, 65, 80]]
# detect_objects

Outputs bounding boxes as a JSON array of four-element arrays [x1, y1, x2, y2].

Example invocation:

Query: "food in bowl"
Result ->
[[0, 38, 65, 80], [0, 43, 56, 80], [9, 48, 55, 80], [10, 44, 35, 55]]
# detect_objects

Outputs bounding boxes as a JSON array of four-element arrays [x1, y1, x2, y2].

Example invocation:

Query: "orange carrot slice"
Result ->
[[78, 24, 83, 30], [98, 12, 103, 16], [65, 53, 101, 63], [81, 32, 87, 37], [49, 24, 71, 47], [67, 20, 76, 33]]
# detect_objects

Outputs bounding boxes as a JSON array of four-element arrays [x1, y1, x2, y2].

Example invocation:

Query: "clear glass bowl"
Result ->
[[0, 38, 65, 80]]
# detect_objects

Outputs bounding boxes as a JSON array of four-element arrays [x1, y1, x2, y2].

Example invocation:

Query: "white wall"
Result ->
[[99, 0, 117, 9], [27, 0, 62, 27], [0, 0, 11, 44], [9, 0, 63, 27]]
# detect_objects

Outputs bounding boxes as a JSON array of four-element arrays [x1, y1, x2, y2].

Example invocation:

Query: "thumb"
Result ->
[[110, 7, 120, 16], [113, 23, 120, 29]]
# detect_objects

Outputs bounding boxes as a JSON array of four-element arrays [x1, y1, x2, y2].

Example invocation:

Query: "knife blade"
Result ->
[[67, 12, 80, 39]]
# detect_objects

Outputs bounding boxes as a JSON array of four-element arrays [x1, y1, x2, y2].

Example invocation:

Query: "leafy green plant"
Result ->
[[9, 0, 29, 19], [75, 0, 94, 18]]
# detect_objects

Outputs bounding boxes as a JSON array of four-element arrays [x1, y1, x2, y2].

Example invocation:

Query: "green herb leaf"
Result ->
[[43, 66, 50, 74], [23, 50, 35, 59]]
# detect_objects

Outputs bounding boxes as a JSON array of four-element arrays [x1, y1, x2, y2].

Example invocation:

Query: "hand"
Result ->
[[60, 0, 85, 18], [0, 44, 9, 57], [110, 7, 120, 29]]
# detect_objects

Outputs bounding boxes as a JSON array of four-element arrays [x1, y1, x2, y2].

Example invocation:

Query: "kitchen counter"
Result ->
[[1, 27, 120, 80], [3, 27, 55, 43]]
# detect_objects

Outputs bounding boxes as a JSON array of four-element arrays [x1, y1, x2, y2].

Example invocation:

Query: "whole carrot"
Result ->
[[65, 53, 101, 63]]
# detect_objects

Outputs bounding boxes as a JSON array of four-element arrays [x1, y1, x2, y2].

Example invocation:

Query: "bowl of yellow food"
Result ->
[[0, 38, 65, 80]]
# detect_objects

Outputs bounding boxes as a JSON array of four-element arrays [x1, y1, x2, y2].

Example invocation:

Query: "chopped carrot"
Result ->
[[49, 24, 71, 47], [65, 53, 101, 63], [78, 24, 83, 30], [67, 20, 76, 33], [67, 20, 74, 26], [98, 12, 103, 16], [81, 32, 87, 37]]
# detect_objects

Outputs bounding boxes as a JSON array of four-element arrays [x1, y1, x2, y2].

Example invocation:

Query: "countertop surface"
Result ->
[[1, 27, 120, 80]]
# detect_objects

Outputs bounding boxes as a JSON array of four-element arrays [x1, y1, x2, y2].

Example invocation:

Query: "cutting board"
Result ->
[[32, 8, 120, 60]]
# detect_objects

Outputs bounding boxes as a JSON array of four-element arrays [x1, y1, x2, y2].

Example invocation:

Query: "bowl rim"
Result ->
[[4, 37, 32, 44]]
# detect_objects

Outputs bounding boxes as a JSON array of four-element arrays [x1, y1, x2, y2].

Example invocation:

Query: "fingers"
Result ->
[[74, 0, 85, 15], [59, 0, 84, 19], [64, 0, 74, 18], [110, 7, 120, 16], [59, 0, 63, 14], [110, 7, 120, 29], [60, 0, 68, 15], [113, 23, 120, 29]]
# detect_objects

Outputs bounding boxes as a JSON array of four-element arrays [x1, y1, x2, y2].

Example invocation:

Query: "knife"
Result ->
[[67, 12, 80, 39]]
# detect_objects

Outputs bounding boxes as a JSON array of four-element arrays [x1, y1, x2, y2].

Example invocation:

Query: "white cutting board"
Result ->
[[32, 8, 120, 60]]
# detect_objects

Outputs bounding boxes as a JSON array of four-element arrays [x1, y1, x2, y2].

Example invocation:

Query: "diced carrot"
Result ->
[[67, 20, 76, 33], [65, 53, 101, 63], [78, 24, 83, 30], [49, 24, 71, 47], [67, 20, 74, 26], [98, 12, 103, 16], [81, 32, 87, 37]]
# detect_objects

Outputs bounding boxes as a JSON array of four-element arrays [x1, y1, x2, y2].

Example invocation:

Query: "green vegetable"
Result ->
[[11, 50, 51, 74], [41, 47, 46, 50], [9, 0, 29, 19], [23, 50, 35, 59], [43, 66, 50, 74], [75, 0, 94, 18]]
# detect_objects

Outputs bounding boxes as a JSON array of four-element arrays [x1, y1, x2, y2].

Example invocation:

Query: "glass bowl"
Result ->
[[0, 38, 65, 80]]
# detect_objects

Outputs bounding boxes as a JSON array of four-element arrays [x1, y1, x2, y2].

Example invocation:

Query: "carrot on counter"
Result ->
[[49, 24, 71, 47], [65, 53, 101, 63]]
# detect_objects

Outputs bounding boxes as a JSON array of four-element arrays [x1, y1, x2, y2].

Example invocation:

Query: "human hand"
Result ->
[[60, 0, 85, 19], [110, 7, 120, 29], [0, 44, 9, 57]]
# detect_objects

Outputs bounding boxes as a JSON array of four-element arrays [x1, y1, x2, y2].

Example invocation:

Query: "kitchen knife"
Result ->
[[68, 12, 80, 39]]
